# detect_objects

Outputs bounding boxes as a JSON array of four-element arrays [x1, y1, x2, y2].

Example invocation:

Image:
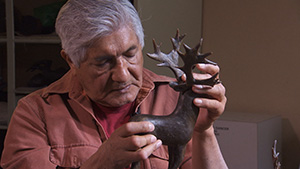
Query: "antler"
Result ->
[[147, 29, 185, 80], [147, 30, 220, 92], [177, 40, 218, 86], [272, 140, 281, 169]]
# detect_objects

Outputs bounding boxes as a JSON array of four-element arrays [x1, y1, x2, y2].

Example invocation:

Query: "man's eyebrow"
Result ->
[[93, 45, 138, 61], [124, 45, 138, 53], [94, 55, 112, 61]]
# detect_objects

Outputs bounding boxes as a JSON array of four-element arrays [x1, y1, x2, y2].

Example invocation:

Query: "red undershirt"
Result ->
[[93, 102, 136, 169], [93, 101, 136, 138]]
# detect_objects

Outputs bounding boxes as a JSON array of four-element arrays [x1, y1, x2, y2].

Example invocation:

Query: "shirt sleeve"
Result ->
[[1, 98, 57, 169]]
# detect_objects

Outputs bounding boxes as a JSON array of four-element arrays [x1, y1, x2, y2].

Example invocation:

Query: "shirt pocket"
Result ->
[[50, 144, 98, 168], [148, 145, 170, 169]]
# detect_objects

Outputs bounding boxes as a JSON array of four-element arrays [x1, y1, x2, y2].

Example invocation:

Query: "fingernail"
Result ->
[[199, 63, 206, 68], [194, 85, 203, 89], [194, 99, 203, 104], [150, 135, 157, 143], [156, 140, 162, 149], [194, 85, 212, 90], [148, 123, 155, 131]]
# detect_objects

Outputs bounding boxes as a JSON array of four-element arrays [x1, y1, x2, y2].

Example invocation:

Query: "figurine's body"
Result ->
[[130, 89, 199, 169], [130, 30, 220, 169]]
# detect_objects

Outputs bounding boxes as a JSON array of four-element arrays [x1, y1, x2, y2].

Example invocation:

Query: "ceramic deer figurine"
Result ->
[[130, 30, 220, 169]]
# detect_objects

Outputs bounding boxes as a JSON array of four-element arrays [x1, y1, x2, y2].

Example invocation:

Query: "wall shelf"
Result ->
[[15, 87, 41, 95], [0, 35, 60, 44], [1, 0, 65, 127], [15, 35, 60, 44], [0, 38, 6, 43], [0, 102, 8, 129]]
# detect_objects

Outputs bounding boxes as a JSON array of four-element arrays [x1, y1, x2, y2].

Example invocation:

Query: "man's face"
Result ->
[[74, 26, 144, 107]]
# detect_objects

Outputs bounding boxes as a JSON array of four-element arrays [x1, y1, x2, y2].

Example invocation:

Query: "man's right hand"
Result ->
[[80, 121, 162, 169]]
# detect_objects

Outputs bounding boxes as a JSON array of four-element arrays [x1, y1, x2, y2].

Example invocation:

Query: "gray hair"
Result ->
[[55, 0, 144, 67]]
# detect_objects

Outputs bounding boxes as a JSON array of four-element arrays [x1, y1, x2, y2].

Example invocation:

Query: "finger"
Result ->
[[192, 83, 226, 101], [129, 140, 162, 161], [192, 64, 220, 85], [181, 74, 186, 81], [124, 134, 157, 150], [192, 72, 212, 81], [193, 83, 226, 114], [194, 97, 226, 116], [114, 121, 155, 137], [196, 63, 220, 75]]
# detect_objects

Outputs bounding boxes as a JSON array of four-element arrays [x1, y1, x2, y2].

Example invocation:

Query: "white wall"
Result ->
[[137, 0, 203, 77], [202, 0, 300, 168]]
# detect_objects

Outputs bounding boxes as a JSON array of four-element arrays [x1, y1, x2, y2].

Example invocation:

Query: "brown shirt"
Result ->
[[1, 68, 193, 169]]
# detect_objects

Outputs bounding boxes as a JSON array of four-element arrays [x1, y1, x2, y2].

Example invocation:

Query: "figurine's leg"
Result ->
[[168, 144, 186, 169], [131, 161, 140, 169]]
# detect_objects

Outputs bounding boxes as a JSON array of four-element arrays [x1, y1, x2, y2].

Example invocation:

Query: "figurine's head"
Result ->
[[147, 30, 219, 92]]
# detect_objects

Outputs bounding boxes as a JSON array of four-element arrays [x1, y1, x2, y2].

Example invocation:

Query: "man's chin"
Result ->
[[101, 95, 136, 107], [95, 87, 139, 107]]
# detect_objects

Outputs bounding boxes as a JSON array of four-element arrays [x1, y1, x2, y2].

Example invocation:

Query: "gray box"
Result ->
[[214, 112, 282, 169]]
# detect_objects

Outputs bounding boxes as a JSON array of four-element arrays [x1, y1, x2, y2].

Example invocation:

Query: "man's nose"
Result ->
[[111, 57, 130, 82]]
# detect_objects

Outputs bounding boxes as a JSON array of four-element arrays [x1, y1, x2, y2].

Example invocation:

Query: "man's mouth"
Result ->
[[112, 84, 131, 93]]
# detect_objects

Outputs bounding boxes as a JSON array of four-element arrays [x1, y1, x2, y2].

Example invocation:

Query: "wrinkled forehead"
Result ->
[[86, 26, 141, 55]]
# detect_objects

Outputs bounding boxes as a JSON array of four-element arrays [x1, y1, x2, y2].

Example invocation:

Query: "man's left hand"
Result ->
[[191, 63, 227, 133]]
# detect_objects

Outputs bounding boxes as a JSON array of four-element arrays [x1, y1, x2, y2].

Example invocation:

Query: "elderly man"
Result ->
[[1, 0, 227, 168]]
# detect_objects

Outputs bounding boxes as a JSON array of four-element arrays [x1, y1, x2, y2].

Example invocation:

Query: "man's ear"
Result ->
[[61, 50, 76, 69]]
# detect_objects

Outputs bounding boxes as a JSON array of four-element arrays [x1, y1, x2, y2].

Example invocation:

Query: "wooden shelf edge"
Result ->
[[1, 35, 61, 44], [0, 102, 8, 129], [15, 35, 61, 44], [15, 87, 41, 95], [0, 38, 7, 43]]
